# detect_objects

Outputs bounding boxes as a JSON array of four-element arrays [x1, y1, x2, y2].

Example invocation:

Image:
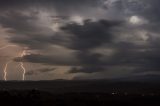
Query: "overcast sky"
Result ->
[[0, 0, 160, 80]]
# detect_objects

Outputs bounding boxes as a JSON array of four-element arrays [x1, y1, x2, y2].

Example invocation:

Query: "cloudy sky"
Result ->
[[0, 0, 160, 80]]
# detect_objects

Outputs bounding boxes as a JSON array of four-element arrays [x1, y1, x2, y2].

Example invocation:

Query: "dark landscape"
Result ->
[[0, 80, 160, 106]]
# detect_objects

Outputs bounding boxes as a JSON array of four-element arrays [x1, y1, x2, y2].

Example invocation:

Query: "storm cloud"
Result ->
[[0, 0, 160, 80]]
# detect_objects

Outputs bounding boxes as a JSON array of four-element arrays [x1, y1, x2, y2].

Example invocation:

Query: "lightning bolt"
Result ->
[[3, 61, 11, 81], [0, 45, 27, 81], [0, 45, 16, 81], [20, 50, 26, 81]]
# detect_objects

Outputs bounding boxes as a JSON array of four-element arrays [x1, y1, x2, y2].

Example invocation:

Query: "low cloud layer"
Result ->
[[26, 68, 56, 76]]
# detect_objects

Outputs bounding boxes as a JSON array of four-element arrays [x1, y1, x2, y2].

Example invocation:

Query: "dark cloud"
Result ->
[[69, 66, 106, 73], [12, 19, 121, 73], [138, 0, 160, 22], [61, 19, 121, 73], [14, 54, 80, 66], [0, 0, 101, 14], [25, 71, 35, 76], [26, 68, 56, 76], [0, 11, 46, 49], [0, 11, 70, 49], [0, 11, 39, 33], [103, 40, 160, 73], [61, 19, 121, 50], [68, 52, 106, 73]]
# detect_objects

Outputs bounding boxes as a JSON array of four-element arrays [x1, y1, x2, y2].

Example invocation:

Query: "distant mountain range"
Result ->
[[0, 77, 159, 94], [115, 75, 160, 82]]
